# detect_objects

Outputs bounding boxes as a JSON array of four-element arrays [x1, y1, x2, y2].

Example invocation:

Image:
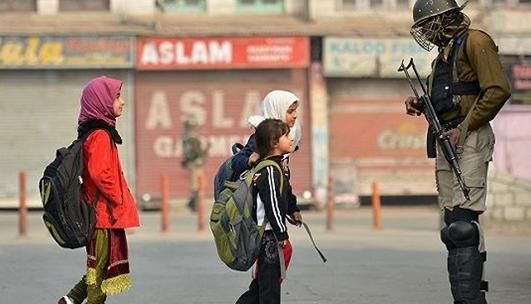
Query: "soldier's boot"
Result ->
[[448, 246, 487, 304], [187, 191, 198, 212]]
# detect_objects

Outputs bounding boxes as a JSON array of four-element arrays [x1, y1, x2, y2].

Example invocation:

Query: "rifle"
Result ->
[[398, 58, 470, 200]]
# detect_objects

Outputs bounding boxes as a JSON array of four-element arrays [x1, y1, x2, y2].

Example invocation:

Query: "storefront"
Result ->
[[0, 35, 136, 206], [491, 37, 531, 181], [134, 36, 312, 199], [323, 36, 437, 197]]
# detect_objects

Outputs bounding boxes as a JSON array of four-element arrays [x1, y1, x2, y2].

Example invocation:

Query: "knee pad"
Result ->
[[448, 221, 479, 248], [440, 226, 456, 251]]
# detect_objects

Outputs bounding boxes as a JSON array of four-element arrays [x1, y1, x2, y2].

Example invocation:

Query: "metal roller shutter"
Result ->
[[135, 68, 312, 199], [0, 70, 134, 207]]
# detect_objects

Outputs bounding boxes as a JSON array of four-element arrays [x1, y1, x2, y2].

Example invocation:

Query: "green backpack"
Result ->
[[210, 160, 283, 271]]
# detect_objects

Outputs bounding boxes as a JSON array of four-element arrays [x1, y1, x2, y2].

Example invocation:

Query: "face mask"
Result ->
[[411, 10, 465, 51]]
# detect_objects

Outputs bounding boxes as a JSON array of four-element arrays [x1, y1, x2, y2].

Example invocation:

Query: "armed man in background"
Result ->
[[181, 118, 210, 212], [404, 0, 511, 303]]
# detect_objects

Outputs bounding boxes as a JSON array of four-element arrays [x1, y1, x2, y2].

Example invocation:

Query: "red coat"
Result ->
[[82, 130, 140, 228]]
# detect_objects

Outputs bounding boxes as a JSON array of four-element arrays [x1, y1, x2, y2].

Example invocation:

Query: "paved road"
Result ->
[[1, 207, 530, 304]]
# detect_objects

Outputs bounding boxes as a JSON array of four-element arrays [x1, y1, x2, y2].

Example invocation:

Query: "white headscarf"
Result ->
[[258, 90, 302, 148], [247, 115, 265, 128]]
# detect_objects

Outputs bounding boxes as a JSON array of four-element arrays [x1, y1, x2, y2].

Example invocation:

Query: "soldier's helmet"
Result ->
[[413, 0, 463, 26], [183, 118, 198, 130], [410, 0, 467, 51]]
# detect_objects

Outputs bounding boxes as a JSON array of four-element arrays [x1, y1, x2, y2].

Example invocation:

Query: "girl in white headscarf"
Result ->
[[234, 91, 303, 304], [232, 90, 303, 221], [260, 90, 301, 147], [234, 90, 300, 172]]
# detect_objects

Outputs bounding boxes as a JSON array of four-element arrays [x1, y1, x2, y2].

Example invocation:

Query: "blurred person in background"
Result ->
[[181, 118, 210, 212], [404, 1, 510, 303]]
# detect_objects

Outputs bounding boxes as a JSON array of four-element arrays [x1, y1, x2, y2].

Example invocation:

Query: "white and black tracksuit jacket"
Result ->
[[252, 156, 289, 241]]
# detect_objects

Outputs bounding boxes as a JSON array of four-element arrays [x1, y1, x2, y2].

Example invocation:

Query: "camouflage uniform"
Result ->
[[181, 120, 209, 211]]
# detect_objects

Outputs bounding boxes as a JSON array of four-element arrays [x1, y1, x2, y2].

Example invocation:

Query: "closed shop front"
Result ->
[[323, 37, 437, 197], [0, 36, 135, 206], [135, 36, 312, 199], [491, 38, 531, 181]]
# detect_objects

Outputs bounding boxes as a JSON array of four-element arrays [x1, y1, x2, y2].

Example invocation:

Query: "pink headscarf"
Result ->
[[78, 76, 122, 127]]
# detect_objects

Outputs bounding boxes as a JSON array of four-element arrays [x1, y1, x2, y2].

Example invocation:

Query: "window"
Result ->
[[479, 0, 530, 7], [236, 0, 284, 14], [59, 0, 109, 11], [394, 0, 411, 9], [156, 0, 206, 13], [340, 0, 393, 10], [370, 0, 385, 9], [491, 0, 507, 7], [341, 0, 357, 9], [0, 0, 36, 12]]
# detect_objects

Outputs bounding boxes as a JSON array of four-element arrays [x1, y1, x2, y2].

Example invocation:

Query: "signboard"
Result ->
[[135, 69, 312, 198], [508, 63, 531, 104], [0, 36, 134, 68], [323, 37, 436, 78], [137, 36, 309, 70], [329, 98, 435, 195], [502, 56, 531, 104]]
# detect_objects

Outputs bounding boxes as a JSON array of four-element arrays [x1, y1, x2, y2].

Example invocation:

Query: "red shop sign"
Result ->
[[137, 36, 309, 70]]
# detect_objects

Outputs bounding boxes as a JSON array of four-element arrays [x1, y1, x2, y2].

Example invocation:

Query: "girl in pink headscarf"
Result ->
[[58, 76, 140, 304]]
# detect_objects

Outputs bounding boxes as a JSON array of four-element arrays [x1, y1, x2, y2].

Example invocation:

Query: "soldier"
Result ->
[[404, 1, 511, 303], [181, 118, 210, 212]]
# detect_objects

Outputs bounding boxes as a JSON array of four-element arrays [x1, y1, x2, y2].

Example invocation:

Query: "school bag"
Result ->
[[213, 142, 244, 201], [39, 129, 106, 249], [210, 159, 284, 271]]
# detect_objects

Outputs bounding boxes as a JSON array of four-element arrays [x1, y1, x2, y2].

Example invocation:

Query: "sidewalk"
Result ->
[[2, 206, 530, 249], [0, 205, 438, 241]]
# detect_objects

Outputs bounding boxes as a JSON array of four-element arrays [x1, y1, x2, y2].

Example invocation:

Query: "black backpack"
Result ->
[[39, 129, 105, 249]]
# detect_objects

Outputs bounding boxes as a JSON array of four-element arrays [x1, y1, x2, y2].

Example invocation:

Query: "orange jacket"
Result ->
[[82, 130, 140, 228]]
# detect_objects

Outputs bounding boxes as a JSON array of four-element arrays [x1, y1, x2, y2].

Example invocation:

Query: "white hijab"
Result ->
[[257, 90, 302, 148]]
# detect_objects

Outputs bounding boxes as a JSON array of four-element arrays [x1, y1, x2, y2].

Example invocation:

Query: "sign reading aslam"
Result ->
[[0, 36, 134, 68], [137, 36, 309, 70]]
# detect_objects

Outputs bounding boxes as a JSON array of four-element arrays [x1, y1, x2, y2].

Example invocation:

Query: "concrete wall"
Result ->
[[484, 170, 531, 231]]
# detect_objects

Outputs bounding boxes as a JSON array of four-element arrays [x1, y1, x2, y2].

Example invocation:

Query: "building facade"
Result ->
[[0, 0, 530, 208]]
